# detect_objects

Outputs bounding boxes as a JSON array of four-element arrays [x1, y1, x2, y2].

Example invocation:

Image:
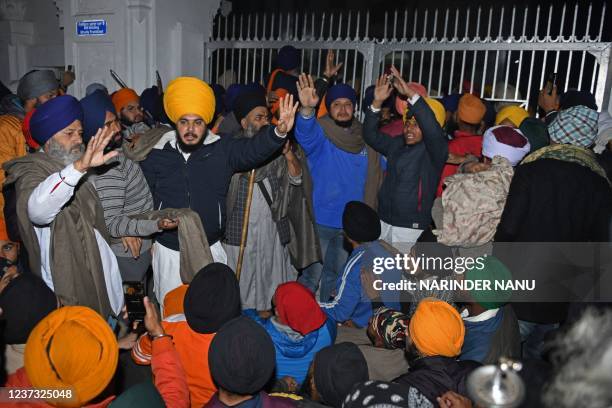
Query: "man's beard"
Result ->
[[333, 117, 353, 128], [404, 341, 424, 365], [46, 138, 85, 165], [105, 134, 123, 152], [243, 123, 260, 139], [177, 130, 206, 153], [121, 115, 143, 127]]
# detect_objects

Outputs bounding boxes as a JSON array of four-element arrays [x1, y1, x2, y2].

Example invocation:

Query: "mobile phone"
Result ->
[[547, 72, 557, 95], [123, 281, 146, 322]]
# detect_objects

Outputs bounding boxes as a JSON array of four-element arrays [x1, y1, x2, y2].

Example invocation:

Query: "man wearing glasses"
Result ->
[[111, 87, 151, 141]]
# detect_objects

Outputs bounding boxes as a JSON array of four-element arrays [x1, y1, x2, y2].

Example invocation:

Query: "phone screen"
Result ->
[[123, 281, 146, 322]]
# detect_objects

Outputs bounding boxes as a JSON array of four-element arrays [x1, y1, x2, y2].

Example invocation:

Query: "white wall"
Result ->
[[0, 0, 65, 91], [60, 0, 221, 98]]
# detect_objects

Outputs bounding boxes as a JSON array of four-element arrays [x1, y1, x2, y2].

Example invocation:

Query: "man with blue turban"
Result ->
[[81, 90, 177, 283], [2, 95, 124, 319], [295, 74, 382, 302]]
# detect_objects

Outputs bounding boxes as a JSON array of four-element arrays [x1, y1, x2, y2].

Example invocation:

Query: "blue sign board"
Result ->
[[77, 19, 107, 36]]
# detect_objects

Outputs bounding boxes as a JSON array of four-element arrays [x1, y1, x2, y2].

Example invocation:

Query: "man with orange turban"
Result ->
[[111, 87, 151, 141], [437, 93, 487, 197], [5, 302, 190, 407], [394, 298, 480, 405], [140, 76, 298, 304]]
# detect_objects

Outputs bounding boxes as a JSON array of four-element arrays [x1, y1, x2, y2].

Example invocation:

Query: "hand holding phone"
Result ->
[[123, 281, 146, 323]]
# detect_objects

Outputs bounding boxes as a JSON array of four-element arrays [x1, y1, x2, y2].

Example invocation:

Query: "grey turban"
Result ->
[[16, 70, 59, 101]]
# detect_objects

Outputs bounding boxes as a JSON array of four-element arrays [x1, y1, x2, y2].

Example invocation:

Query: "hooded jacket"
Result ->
[[248, 313, 336, 386]]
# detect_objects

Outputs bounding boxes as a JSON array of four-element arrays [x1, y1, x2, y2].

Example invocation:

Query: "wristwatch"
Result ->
[[148, 333, 172, 341]]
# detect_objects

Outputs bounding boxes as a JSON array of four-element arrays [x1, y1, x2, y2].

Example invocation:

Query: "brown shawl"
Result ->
[[317, 115, 383, 209], [3, 153, 113, 317], [226, 148, 322, 269], [130, 208, 213, 283], [122, 125, 173, 162]]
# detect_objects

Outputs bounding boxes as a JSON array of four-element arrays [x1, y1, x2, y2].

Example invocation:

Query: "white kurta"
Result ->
[[27, 163, 124, 315], [224, 177, 299, 311]]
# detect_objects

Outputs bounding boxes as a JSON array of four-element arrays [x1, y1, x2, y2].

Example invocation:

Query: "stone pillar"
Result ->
[[61, 0, 221, 98], [0, 0, 33, 90]]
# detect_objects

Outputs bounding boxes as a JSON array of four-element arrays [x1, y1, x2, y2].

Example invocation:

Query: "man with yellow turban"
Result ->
[[363, 67, 448, 253], [140, 77, 298, 303], [394, 298, 480, 405]]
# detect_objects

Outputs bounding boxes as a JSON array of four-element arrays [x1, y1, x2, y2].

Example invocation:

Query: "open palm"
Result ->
[[297, 73, 319, 108], [277, 93, 299, 134], [74, 126, 119, 172]]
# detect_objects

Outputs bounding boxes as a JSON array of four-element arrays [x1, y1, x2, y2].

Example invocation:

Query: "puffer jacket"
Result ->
[[248, 313, 336, 386], [363, 98, 448, 229]]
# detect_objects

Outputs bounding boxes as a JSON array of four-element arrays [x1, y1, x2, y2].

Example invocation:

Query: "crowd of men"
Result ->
[[0, 43, 611, 408]]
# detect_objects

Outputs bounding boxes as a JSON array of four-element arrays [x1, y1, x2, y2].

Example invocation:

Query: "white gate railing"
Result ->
[[204, 3, 611, 113]]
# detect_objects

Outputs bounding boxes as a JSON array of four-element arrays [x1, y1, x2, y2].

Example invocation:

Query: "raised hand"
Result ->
[[373, 75, 393, 109], [324, 50, 343, 78], [143, 296, 164, 337], [389, 66, 417, 99], [74, 126, 119, 172], [296, 73, 319, 109], [538, 83, 559, 114], [277, 93, 300, 135]]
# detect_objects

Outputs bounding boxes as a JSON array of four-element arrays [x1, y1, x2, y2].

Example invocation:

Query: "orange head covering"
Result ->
[[270, 88, 289, 125], [457, 94, 486, 125], [0, 218, 9, 241], [395, 82, 428, 116], [111, 88, 139, 114], [163, 284, 189, 318], [24, 306, 118, 407], [408, 298, 465, 357], [164, 77, 215, 124]]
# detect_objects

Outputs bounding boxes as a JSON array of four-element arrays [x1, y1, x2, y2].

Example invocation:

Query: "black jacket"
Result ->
[[495, 158, 612, 324], [363, 98, 448, 229], [394, 356, 480, 403], [140, 127, 286, 249]]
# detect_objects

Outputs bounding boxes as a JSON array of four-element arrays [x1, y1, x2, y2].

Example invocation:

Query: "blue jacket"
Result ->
[[294, 114, 368, 228], [319, 241, 402, 328], [244, 310, 336, 386], [140, 127, 285, 249], [460, 308, 504, 363]]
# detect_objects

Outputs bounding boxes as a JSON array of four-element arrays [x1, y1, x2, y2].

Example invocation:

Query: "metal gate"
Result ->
[[205, 3, 611, 113]]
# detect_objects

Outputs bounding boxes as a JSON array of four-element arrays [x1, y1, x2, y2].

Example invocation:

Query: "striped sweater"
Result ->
[[90, 153, 158, 257]]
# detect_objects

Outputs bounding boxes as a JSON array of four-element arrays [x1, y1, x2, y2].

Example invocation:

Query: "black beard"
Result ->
[[404, 341, 423, 365], [334, 117, 353, 128], [177, 131, 206, 153], [104, 134, 124, 153]]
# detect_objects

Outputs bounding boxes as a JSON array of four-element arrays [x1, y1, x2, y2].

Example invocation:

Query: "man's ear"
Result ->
[[240, 117, 248, 130]]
